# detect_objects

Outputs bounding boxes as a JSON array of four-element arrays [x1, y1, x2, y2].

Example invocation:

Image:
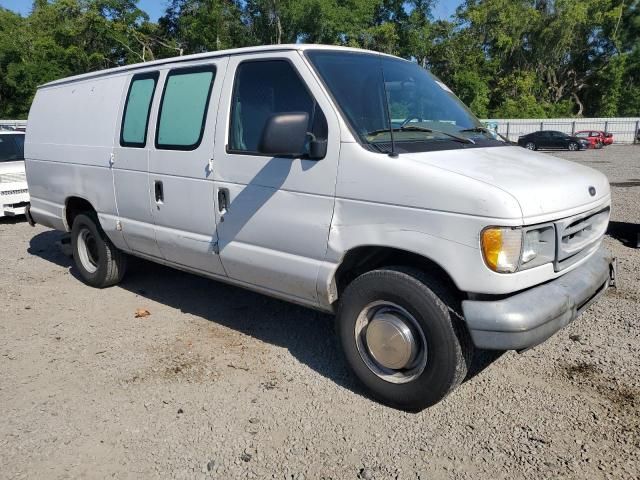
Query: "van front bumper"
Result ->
[[1, 202, 29, 217], [1, 189, 30, 217], [461, 248, 615, 351]]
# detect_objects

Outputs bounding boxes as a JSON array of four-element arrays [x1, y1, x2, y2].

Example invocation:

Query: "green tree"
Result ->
[[0, 0, 168, 117], [159, 0, 248, 53], [0, 0, 638, 119]]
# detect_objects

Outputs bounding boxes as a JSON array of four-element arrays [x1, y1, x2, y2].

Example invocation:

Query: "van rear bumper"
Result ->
[[461, 248, 615, 351]]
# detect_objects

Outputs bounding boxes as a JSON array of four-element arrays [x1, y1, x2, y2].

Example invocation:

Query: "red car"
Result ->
[[575, 130, 614, 147]]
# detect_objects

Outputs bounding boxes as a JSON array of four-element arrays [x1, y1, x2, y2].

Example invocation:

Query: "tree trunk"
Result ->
[[275, 11, 282, 44], [572, 92, 584, 117], [269, 0, 282, 44]]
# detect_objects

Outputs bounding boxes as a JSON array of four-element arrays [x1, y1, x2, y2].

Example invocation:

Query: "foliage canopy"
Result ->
[[0, 0, 638, 119]]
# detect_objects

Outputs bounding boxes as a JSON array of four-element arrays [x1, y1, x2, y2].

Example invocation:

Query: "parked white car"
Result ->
[[24, 45, 615, 410], [0, 131, 29, 218]]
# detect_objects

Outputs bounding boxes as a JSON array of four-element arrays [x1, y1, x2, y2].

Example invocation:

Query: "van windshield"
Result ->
[[306, 51, 502, 153]]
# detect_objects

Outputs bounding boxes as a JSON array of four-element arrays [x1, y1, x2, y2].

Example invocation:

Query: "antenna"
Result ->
[[379, 56, 398, 158]]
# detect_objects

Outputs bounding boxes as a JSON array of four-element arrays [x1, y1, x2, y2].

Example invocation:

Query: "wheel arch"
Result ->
[[330, 245, 462, 306], [64, 196, 96, 231]]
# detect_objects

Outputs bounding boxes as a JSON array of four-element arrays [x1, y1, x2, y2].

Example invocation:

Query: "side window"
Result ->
[[229, 60, 327, 156], [120, 72, 158, 147], [156, 66, 216, 150]]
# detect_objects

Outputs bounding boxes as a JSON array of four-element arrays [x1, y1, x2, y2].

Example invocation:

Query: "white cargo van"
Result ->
[[25, 45, 615, 410]]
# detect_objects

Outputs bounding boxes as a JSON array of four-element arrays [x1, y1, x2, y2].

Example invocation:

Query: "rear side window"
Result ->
[[156, 66, 216, 150], [120, 72, 158, 147], [229, 60, 327, 156], [0, 134, 24, 162]]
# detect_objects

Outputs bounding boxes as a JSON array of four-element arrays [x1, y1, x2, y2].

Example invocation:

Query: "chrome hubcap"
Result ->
[[526, 143, 535, 150], [366, 312, 417, 369], [355, 301, 427, 384], [77, 228, 99, 273]]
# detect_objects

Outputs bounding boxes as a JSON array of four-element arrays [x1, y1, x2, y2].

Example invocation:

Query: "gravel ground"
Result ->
[[1, 146, 639, 479]]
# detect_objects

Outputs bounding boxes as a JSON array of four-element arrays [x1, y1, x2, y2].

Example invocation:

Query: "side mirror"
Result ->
[[259, 112, 309, 157], [308, 137, 327, 159]]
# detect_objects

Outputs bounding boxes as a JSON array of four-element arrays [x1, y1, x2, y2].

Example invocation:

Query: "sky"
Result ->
[[0, 0, 460, 22], [432, 0, 459, 20], [0, 0, 168, 19]]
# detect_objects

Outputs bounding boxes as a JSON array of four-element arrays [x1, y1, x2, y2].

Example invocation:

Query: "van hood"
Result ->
[[0, 160, 26, 176], [404, 146, 610, 220]]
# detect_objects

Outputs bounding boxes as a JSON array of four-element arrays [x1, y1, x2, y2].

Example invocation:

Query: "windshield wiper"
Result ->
[[367, 125, 475, 145], [460, 126, 511, 143], [459, 126, 491, 133], [401, 125, 475, 144]]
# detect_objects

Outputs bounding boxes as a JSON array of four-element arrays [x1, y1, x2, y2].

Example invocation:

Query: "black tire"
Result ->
[[336, 267, 473, 411], [596, 141, 603, 149], [525, 141, 537, 151], [71, 213, 127, 288], [568, 142, 579, 151]]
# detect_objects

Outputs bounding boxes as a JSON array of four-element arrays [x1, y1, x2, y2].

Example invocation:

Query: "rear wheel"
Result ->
[[568, 142, 579, 151], [71, 213, 127, 288], [596, 141, 603, 149], [336, 267, 473, 411], [525, 141, 537, 150]]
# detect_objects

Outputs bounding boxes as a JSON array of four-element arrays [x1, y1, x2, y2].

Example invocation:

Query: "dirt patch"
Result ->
[[561, 361, 639, 420], [564, 361, 599, 379], [2, 146, 640, 479], [125, 336, 223, 385]]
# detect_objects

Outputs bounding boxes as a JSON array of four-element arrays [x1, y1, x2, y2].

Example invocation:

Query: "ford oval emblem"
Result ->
[[589, 186, 596, 197]]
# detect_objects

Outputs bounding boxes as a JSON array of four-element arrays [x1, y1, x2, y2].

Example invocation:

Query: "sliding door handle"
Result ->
[[218, 188, 229, 214], [154, 180, 164, 203]]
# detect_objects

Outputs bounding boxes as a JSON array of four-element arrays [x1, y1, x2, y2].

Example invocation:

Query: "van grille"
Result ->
[[0, 188, 28, 196], [0, 172, 26, 184], [555, 207, 610, 271]]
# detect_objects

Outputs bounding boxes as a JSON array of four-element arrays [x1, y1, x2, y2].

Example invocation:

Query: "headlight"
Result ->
[[481, 227, 522, 273], [481, 225, 556, 273], [520, 225, 555, 269]]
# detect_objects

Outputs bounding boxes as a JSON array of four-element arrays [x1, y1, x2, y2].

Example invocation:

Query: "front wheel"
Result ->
[[525, 142, 537, 150], [71, 213, 127, 288], [568, 142, 579, 151], [336, 267, 473, 411]]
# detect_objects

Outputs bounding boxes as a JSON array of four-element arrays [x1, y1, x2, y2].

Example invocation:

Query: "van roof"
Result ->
[[41, 44, 392, 89]]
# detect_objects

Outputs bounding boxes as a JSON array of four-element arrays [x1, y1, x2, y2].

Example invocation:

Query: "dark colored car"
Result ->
[[517, 130, 589, 151]]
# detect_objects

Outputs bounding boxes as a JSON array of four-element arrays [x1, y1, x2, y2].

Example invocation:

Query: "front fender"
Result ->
[[316, 198, 585, 309]]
